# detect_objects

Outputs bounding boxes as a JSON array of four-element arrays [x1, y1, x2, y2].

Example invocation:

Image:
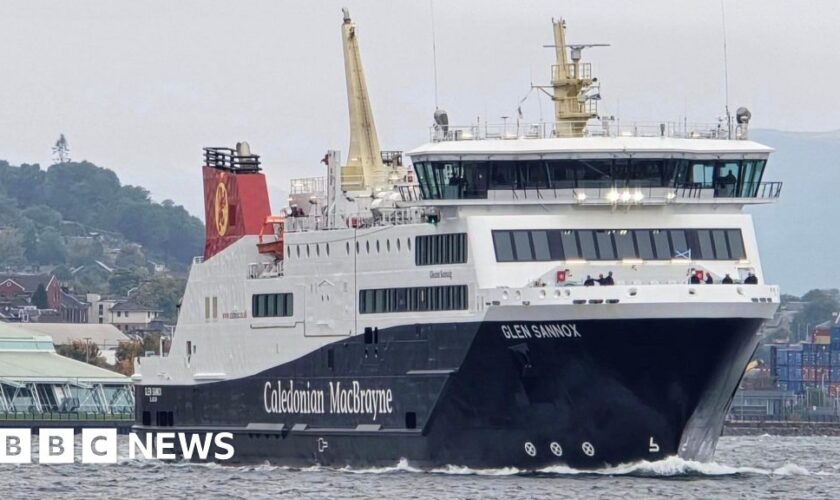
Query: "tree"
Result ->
[[55, 339, 108, 367], [31, 284, 49, 309], [791, 289, 840, 341], [108, 267, 145, 296], [115, 244, 146, 268], [52, 134, 71, 163], [115, 340, 144, 376], [0, 228, 25, 267], [66, 237, 104, 267], [134, 275, 185, 320], [35, 226, 66, 265]]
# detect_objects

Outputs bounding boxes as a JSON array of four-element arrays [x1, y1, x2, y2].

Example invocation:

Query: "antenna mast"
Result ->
[[430, 0, 439, 109], [720, 0, 732, 138], [533, 18, 608, 137]]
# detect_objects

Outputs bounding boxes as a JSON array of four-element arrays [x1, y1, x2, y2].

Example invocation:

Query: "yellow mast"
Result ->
[[340, 8, 387, 192], [549, 18, 604, 137]]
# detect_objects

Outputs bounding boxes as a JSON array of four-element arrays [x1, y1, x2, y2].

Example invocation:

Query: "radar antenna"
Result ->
[[533, 18, 608, 137]]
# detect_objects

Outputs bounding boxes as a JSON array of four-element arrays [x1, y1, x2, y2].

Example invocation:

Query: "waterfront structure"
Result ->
[[134, 13, 780, 468], [0, 322, 133, 427], [13, 322, 130, 364]]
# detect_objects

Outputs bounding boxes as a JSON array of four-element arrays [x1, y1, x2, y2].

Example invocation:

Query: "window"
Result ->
[[414, 158, 768, 199], [512, 231, 533, 261], [359, 285, 468, 314], [252, 293, 294, 318], [615, 230, 636, 259], [595, 231, 615, 260], [492, 229, 748, 262], [416, 233, 468, 265], [726, 229, 746, 259], [635, 230, 655, 259]]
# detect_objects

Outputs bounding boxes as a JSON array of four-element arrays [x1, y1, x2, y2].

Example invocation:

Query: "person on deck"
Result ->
[[744, 273, 758, 284], [705, 273, 714, 284], [689, 269, 701, 284], [722, 274, 734, 284], [583, 275, 595, 286], [603, 271, 615, 285]]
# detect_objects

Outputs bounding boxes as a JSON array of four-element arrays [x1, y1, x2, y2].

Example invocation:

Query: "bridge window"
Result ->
[[252, 293, 294, 318], [493, 228, 746, 262], [414, 159, 767, 199], [359, 285, 468, 314]]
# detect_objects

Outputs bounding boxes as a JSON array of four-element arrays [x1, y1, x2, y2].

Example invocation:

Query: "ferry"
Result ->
[[133, 11, 781, 468]]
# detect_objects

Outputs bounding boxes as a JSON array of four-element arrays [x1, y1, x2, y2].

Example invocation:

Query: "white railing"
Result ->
[[431, 119, 732, 142], [289, 176, 327, 195], [284, 207, 432, 233]]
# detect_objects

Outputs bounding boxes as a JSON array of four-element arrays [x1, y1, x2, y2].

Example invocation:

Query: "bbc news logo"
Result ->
[[0, 429, 235, 464]]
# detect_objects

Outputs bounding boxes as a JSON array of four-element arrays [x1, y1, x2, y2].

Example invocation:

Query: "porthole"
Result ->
[[346, 242, 350, 255], [376, 240, 380, 253], [306, 245, 310, 257], [356, 241, 360, 254], [407, 238, 412, 251], [326, 243, 330, 256], [397, 239, 401, 251], [366, 241, 370, 254], [287, 246, 291, 259], [386, 239, 391, 252], [316, 244, 320, 257], [296, 245, 300, 258]]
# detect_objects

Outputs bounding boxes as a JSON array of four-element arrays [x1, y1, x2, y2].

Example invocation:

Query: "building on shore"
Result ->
[[0, 322, 133, 428], [11, 322, 131, 364]]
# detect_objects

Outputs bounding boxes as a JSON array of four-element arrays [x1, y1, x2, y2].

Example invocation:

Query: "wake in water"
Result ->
[[323, 456, 821, 478]]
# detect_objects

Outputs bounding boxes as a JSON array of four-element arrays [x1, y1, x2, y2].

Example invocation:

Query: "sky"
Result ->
[[0, 0, 839, 218]]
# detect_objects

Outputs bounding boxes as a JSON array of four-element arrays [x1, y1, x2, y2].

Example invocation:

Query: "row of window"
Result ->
[[359, 285, 469, 314], [413, 159, 767, 200], [285, 238, 413, 259], [492, 228, 746, 262], [415, 233, 468, 266], [252, 293, 294, 318]]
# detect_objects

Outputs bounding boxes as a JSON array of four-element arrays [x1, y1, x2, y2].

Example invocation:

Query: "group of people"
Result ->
[[689, 269, 759, 285], [583, 272, 615, 286]]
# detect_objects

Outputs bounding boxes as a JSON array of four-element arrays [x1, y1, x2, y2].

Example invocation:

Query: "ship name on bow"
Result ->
[[501, 323, 581, 339]]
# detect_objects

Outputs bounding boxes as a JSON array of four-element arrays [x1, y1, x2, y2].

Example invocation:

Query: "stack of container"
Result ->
[[770, 325, 840, 396]]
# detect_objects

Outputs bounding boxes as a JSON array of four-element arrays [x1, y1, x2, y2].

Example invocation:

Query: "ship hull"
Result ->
[[135, 316, 763, 469]]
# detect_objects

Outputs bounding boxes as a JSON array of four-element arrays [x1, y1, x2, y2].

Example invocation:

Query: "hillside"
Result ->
[[750, 130, 840, 295], [0, 159, 204, 275]]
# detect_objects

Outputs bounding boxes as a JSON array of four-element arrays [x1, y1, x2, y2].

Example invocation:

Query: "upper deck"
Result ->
[[404, 126, 780, 207]]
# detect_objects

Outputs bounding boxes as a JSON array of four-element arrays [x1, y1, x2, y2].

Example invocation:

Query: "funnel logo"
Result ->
[[214, 181, 229, 236]]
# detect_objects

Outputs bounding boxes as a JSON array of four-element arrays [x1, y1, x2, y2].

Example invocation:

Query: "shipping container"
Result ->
[[790, 352, 803, 365], [789, 381, 804, 394], [816, 335, 831, 345], [831, 383, 840, 399], [832, 368, 840, 382], [801, 366, 814, 382], [832, 351, 840, 365], [816, 367, 830, 382]]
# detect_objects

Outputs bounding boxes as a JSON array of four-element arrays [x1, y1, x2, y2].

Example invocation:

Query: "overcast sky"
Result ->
[[1, 1, 838, 216]]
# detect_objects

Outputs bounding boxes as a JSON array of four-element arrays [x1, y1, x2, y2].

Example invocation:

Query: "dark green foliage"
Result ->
[[791, 289, 840, 342], [31, 283, 49, 309], [0, 159, 204, 268]]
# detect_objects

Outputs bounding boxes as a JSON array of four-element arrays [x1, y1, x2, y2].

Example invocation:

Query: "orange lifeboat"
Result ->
[[257, 215, 285, 258]]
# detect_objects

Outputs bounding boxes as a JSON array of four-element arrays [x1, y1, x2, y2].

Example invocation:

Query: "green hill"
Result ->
[[0, 159, 204, 271]]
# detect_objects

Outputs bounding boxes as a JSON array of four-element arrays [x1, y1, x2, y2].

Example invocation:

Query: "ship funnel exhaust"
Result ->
[[202, 145, 271, 260]]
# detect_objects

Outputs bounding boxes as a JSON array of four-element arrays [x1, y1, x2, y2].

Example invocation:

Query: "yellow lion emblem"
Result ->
[[214, 182, 229, 236]]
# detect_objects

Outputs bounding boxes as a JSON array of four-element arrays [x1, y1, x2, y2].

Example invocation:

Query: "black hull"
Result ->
[[135, 317, 763, 469]]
